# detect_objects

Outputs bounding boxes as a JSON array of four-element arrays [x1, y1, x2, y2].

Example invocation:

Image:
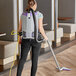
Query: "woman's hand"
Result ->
[[44, 36, 48, 41], [19, 36, 22, 44]]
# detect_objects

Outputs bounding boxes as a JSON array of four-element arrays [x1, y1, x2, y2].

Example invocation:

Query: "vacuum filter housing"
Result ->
[[21, 11, 38, 39]]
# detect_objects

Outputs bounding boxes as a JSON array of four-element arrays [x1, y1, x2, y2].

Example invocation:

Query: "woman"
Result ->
[[16, 0, 48, 76]]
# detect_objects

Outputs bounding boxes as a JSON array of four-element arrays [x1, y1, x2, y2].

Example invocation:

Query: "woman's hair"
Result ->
[[26, 0, 36, 11]]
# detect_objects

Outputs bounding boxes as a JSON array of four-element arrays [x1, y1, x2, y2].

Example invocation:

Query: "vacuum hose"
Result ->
[[29, 8, 45, 43]]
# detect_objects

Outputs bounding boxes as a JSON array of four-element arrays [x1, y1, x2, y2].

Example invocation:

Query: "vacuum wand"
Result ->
[[47, 40, 71, 71]]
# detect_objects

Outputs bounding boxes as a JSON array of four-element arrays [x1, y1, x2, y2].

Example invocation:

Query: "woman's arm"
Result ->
[[18, 18, 22, 44], [38, 18, 48, 40], [18, 18, 22, 32]]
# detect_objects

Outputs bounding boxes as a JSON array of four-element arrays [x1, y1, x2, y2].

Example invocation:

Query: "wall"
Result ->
[[58, 0, 75, 23], [0, 0, 17, 41], [75, 0, 76, 23]]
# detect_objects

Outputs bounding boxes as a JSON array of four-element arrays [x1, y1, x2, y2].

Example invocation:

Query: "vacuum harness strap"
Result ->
[[30, 8, 44, 43]]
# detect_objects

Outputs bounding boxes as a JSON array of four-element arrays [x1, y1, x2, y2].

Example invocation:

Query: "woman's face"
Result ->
[[34, 2, 37, 10], [32, 1, 37, 11]]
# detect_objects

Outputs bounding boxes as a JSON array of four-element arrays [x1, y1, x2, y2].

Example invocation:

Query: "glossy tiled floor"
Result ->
[[19, 44, 76, 76], [0, 40, 76, 76]]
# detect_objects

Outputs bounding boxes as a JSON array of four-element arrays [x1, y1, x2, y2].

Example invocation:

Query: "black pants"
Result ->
[[16, 38, 41, 76]]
